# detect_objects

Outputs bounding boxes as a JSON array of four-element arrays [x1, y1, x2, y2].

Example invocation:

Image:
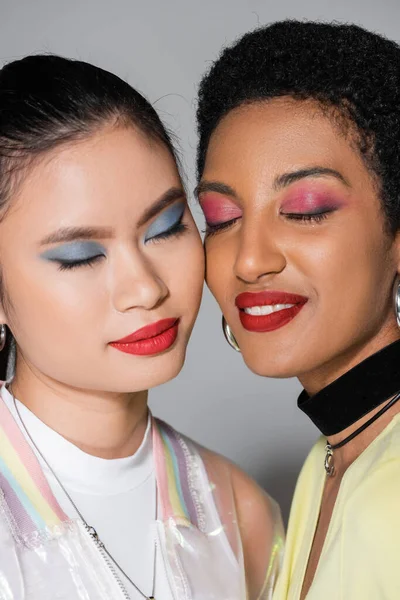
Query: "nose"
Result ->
[[234, 222, 286, 284], [111, 248, 168, 313]]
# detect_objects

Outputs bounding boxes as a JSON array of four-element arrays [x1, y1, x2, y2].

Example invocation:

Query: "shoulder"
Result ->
[[190, 438, 281, 532], [200, 445, 284, 599], [340, 450, 400, 592], [229, 459, 282, 542], [342, 418, 400, 559], [159, 421, 283, 545], [351, 415, 400, 515], [157, 421, 284, 596], [350, 454, 400, 524]]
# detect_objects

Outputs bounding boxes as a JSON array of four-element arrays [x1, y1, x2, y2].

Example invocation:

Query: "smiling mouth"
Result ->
[[242, 303, 295, 316], [235, 291, 308, 333]]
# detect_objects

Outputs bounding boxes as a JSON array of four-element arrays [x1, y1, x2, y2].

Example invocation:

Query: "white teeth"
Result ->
[[243, 303, 295, 316]]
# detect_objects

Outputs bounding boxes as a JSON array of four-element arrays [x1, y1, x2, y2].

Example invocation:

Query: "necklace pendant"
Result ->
[[324, 443, 335, 477]]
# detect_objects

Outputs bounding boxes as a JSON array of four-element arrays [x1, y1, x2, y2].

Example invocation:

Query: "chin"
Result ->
[[68, 345, 187, 394], [145, 356, 186, 391], [121, 346, 187, 393], [240, 346, 304, 379]]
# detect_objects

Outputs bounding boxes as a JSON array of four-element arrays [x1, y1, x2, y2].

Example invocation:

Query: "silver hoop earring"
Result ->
[[0, 325, 6, 352], [394, 277, 400, 328], [222, 316, 240, 352]]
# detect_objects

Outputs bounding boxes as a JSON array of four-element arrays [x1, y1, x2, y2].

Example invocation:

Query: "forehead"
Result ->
[[204, 98, 371, 193], [8, 126, 180, 229]]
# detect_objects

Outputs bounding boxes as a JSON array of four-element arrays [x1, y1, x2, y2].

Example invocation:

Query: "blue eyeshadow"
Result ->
[[40, 241, 106, 262], [144, 201, 185, 241]]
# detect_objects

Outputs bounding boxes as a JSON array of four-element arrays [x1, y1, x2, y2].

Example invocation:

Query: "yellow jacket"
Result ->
[[273, 414, 400, 599]]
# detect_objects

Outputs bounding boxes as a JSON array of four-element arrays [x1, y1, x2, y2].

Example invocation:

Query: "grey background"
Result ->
[[1, 0, 399, 521]]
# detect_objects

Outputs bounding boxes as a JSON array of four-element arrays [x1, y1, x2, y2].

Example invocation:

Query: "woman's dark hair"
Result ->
[[0, 53, 179, 218], [197, 20, 400, 234]]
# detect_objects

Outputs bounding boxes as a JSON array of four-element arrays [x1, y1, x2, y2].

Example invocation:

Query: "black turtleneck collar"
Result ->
[[297, 339, 400, 436]]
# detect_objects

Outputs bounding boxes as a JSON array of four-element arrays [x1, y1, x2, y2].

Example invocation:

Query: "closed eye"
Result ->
[[57, 255, 104, 271], [202, 217, 241, 237], [146, 219, 188, 243], [283, 212, 331, 223], [144, 200, 188, 243]]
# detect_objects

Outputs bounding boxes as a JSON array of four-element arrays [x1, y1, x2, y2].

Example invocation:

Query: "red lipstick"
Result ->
[[235, 291, 308, 333], [110, 318, 179, 356]]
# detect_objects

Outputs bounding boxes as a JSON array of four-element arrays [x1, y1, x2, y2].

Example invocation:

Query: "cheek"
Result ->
[[4, 259, 102, 339], [182, 241, 205, 297], [189, 242, 205, 292], [204, 239, 234, 305], [158, 233, 205, 309], [300, 223, 393, 315]]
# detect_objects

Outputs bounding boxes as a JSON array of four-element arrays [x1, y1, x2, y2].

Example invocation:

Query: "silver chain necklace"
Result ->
[[11, 391, 157, 600]]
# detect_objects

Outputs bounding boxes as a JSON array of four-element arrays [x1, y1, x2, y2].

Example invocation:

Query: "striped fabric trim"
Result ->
[[0, 394, 200, 542], [152, 417, 199, 527], [0, 397, 68, 539]]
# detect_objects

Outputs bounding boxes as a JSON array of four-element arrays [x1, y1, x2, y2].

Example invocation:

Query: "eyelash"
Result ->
[[58, 255, 103, 271], [203, 211, 331, 237], [57, 219, 187, 270], [202, 217, 241, 237], [283, 212, 330, 223], [146, 219, 188, 244]]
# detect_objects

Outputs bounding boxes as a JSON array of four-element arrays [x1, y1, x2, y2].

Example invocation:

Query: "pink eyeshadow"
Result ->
[[281, 184, 347, 213], [199, 194, 242, 225]]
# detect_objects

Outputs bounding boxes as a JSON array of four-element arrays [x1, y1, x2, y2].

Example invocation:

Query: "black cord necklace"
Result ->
[[324, 390, 400, 476], [297, 339, 400, 476]]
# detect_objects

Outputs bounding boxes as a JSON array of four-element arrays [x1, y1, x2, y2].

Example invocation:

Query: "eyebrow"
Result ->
[[136, 187, 185, 227], [273, 167, 350, 190], [194, 181, 238, 199], [39, 187, 186, 246], [194, 167, 349, 201]]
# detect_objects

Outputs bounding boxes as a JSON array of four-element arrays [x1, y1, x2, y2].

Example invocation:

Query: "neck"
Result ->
[[10, 361, 149, 460], [298, 333, 400, 473], [299, 326, 400, 396]]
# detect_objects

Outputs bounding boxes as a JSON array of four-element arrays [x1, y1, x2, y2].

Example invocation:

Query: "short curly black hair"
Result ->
[[196, 20, 400, 234]]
